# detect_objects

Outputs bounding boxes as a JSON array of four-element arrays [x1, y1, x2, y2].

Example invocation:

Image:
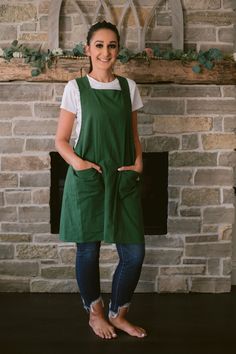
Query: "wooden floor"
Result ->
[[1, 287, 235, 354]]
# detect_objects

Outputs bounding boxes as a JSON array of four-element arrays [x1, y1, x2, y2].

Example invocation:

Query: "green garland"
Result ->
[[0, 40, 229, 77]]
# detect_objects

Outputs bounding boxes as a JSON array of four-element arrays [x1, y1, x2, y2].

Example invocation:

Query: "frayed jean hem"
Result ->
[[108, 302, 130, 318], [82, 295, 103, 313]]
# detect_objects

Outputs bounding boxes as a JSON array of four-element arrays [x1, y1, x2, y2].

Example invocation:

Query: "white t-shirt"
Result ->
[[60, 75, 143, 143]]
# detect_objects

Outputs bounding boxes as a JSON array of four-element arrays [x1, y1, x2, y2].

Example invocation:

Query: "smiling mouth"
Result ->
[[98, 58, 111, 62]]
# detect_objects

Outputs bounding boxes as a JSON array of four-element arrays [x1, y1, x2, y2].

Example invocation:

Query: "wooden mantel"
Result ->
[[0, 57, 236, 84]]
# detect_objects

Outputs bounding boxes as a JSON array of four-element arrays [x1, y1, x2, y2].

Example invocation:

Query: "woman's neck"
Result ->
[[88, 70, 115, 83]]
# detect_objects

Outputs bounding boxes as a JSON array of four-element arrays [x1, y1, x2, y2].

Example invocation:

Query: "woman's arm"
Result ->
[[55, 108, 102, 172], [118, 110, 143, 173]]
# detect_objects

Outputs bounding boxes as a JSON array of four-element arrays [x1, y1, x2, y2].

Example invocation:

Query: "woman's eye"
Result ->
[[109, 44, 117, 49], [95, 44, 103, 48]]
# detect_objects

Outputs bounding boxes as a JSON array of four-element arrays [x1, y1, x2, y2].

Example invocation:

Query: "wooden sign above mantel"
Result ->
[[0, 57, 236, 84]]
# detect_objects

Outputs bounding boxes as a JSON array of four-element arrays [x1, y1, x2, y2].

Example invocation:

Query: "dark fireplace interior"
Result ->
[[50, 152, 168, 235]]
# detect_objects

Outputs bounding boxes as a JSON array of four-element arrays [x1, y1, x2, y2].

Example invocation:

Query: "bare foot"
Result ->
[[89, 301, 117, 339], [109, 307, 147, 338]]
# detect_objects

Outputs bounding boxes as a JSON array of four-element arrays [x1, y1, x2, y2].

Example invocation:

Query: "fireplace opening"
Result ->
[[50, 152, 168, 235]]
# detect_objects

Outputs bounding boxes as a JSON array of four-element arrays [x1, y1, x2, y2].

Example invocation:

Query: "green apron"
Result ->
[[59, 75, 144, 244]]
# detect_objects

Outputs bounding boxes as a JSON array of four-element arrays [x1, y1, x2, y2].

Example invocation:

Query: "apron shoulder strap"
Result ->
[[75, 76, 90, 91], [116, 76, 132, 113]]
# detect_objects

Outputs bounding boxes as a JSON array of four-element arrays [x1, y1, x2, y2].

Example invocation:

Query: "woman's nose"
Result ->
[[102, 46, 109, 56]]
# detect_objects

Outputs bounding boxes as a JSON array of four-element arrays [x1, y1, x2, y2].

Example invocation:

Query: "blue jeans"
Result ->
[[76, 242, 145, 317]]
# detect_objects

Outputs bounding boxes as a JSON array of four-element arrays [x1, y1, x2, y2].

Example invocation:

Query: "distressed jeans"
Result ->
[[76, 242, 145, 317]]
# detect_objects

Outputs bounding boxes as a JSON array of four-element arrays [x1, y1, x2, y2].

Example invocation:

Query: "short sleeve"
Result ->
[[127, 78, 143, 112], [60, 81, 78, 114]]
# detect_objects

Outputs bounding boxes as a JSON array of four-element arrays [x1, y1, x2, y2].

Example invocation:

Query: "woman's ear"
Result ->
[[85, 45, 90, 56]]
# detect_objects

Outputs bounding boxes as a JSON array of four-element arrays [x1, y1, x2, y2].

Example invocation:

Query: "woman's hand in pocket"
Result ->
[[72, 156, 102, 173]]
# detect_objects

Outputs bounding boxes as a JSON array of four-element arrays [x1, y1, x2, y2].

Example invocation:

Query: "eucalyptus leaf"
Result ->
[[31, 68, 41, 77], [192, 65, 201, 73], [204, 61, 214, 70]]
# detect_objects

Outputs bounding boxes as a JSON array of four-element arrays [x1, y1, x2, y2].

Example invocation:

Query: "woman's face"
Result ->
[[86, 29, 119, 72]]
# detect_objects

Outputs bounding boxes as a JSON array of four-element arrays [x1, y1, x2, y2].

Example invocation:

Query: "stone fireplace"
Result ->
[[0, 0, 236, 293], [0, 66, 235, 293]]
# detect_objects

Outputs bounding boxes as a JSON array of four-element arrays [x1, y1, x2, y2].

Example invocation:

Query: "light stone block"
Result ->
[[151, 85, 221, 97], [182, 188, 220, 206], [182, 134, 199, 150], [144, 136, 180, 152], [14, 120, 57, 136], [194, 169, 233, 186], [144, 249, 183, 265], [142, 99, 185, 115], [219, 152, 236, 167], [0, 138, 24, 154], [0, 278, 30, 292], [168, 218, 201, 234], [16, 244, 58, 260], [160, 265, 205, 275], [186, 242, 232, 258], [59, 247, 76, 264], [0, 24, 17, 40], [207, 258, 220, 275], [0, 207, 17, 222], [5, 190, 31, 205], [18, 206, 50, 223], [169, 169, 193, 186], [41, 266, 75, 279], [0, 84, 54, 102], [20, 173, 50, 187], [31, 279, 78, 293], [159, 276, 189, 293], [154, 117, 212, 134], [2, 156, 50, 171], [0, 234, 32, 243], [203, 207, 235, 224], [0, 173, 18, 188], [1, 223, 51, 233], [0, 244, 14, 259], [144, 235, 184, 248], [0, 4, 37, 22], [0, 122, 12, 136], [187, 99, 236, 115], [32, 189, 50, 204], [202, 133, 236, 150], [186, 12, 235, 26], [170, 152, 217, 167], [25, 138, 56, 152], [0, 261, 39, 276], [191, 277, 231, 292], [0, 104, 32, 119], [182, 0, 221, 10], [34, 103, 60, 118]]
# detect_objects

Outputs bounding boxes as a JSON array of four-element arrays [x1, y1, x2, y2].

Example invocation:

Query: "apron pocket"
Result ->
[[73, 167, 98, 180], [119, 170, 140, 199], [65, 166, 104, 234]]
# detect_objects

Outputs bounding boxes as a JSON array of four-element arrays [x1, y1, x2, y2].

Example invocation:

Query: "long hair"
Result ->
[[86, 21, 120, 73]]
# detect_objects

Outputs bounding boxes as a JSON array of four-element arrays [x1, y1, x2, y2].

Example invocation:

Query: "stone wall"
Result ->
[[0, 0, 236, 293], [0, 0, 235, 51], [0, 81, 235, 293]]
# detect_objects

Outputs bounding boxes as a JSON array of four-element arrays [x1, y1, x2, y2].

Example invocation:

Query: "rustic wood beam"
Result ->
[[0, 58, 235, 84]]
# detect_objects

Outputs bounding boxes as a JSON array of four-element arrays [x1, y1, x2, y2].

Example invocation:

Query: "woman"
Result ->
[[55, 21, 146, 340]]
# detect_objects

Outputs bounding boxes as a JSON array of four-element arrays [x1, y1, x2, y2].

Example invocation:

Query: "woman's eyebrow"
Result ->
[[94, 40, 117, 43]]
